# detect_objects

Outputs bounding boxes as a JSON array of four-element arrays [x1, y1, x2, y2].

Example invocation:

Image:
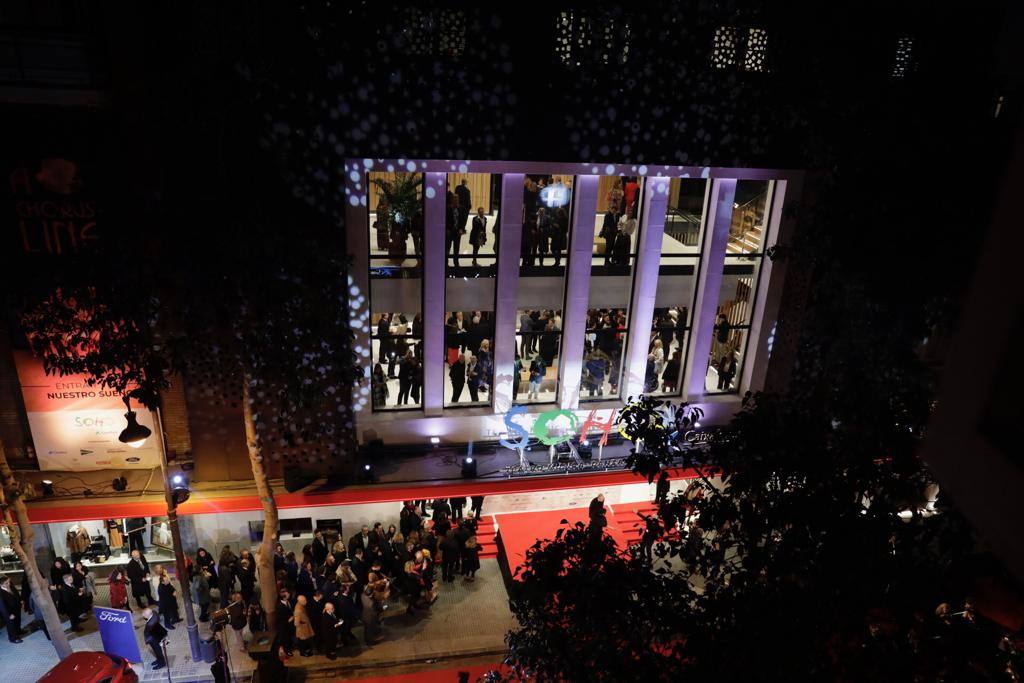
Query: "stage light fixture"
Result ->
[[118, 397, 152, 448], [41, 479, 54, 496], [461, 455, 478, 479], [112, 476, 128, 492], [361, 463, 376, 483], [577, 439, 593, 460], [172, 474, 185, 485], [430, 436, 441, 445]]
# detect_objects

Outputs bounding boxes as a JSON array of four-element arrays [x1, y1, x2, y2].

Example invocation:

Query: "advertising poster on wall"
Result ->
[[13, 351, 161, 471]]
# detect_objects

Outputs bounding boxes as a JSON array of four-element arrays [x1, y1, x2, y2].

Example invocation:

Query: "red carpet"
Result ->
[[496, 500, 660, 579], [343, 662, 510, 682]]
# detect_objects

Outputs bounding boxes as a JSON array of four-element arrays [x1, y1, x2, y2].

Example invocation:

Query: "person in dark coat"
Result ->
[[449, 354, 466, 403], [235, 558, 256, 603], [589, 493, 606, 522], [217, 546, 237, 604], [191, 569, 212, 621], [400, 502, 422, 537], [58, 573, 83, 631], [335, 585, 359, 646], [433, 513, 452, 539], [276, 591, 295, 656], [48, 558, 71, 614], [655, 471, 671, 506], [195, 548, 217, 581], [0, 576, 23, 643], [469, 207, 488, 265], [319, 602, 341, 660], [126, 550, 152, 608], [448, 497, 466, 521], [312, 531, 329, 569], [470, 495, 485, 518], [307, 591, 325, 652], [157, 575, 180, 629], [439, 531, 460, 584], [431, 498, 451, 522], [455, 179, 471, 233], [143, 608, 168, 669], [297, 561, 316, 601], [462, 537, 482, 581], [348, 526, 372, 557]]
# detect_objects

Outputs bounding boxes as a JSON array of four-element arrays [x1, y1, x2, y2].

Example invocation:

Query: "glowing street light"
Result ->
[[118, 397, 151, 448]]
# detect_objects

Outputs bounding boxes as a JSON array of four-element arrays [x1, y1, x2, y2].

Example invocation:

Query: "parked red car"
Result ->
[[37, 651, 138, 683]]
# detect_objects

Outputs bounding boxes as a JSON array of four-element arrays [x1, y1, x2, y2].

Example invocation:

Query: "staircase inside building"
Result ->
[[726, 191, 767, 254]]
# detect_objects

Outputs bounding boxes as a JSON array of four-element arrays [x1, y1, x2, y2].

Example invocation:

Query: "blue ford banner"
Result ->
[[93, 606, 143, 663]]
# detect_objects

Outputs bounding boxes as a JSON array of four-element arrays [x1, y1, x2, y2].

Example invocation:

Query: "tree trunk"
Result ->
[[242, 373, 279, 637], [0, 438, 73, 659]]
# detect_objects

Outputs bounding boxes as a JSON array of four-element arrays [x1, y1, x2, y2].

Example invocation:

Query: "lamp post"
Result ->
[[121, 399, 202, 660]]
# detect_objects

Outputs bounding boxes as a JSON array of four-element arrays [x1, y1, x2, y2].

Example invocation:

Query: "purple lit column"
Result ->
[[344, 162, 372, 425], [685, 178, 737, 398], [422, 172, 447, 415], [622, 177, 670, 400], [492, 174, 524, 414], [559, 175, 600, 410]]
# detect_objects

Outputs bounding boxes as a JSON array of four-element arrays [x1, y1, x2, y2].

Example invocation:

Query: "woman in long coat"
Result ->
[[109, 567, 130, 610], [293, 595, 315, 656], [157, 574, 180, 629]]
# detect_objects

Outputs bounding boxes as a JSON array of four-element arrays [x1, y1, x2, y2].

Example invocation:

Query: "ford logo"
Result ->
[[97, 610, 129, 623], [125, 457, 140, 463]]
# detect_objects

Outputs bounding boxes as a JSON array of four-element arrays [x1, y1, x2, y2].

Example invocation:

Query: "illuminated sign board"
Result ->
[[539, 183, 570, 208], [500, 406, 618, 452]]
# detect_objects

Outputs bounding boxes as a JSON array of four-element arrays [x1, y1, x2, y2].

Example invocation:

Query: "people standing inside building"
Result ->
[[539, 320, 558, 369], [662, 350, 682, 394], [312, 530, 329, 569], [600, 203, 621, 257], [528, 355, 545, 400], [445, 193, 463, 267], [376, 312, 391, 366], [192, 569, 212, 622], [645, 353, 658, 393], [536, 207, 553, 260], [470, 207, 487, 266], [718, 352, 738, 391], [195, 547, 216, 581], [462, 536, 482, 582], [466, 354, 482, 402], [127, 549, 153, 609], [397, 349, 414, 405], [410, 355, 423, 405], [0, 576, 23, 643], [157, 574, 180, 629], [449, 352, 466, 403], [456, 178, 472, 233], [143, 608, 168, 670], [551, 206, 569, 267], [713, 313, 731, 361], [372, 363, 389, 408], [109, 566, 130, 611], [126, 517, 148, 556], [650, 339, 666, 391], [585, 350, 607, 397]]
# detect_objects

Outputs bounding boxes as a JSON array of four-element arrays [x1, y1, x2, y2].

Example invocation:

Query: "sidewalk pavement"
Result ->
[[0, 559, 514, 681]]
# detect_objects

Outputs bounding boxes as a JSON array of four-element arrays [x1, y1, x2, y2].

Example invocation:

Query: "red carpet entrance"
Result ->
[[495, 500, 659, 579]]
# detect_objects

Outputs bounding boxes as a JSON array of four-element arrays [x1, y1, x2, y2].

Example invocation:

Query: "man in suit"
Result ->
[[348, 525, 371, 556], [589, 493, 606, 522], [143, 608, 168, 669], [470, 495, 485, 518], [455, 179, 472, 235], [376, 312, 391, 366], [320, 601, 341, 659], [276, 590, 294, 656], [336, 584, 360, 647], [126, 549, 152, 608], [600, 205, 621, 257], [312, 530, 329, 568], [448, 496, 466, 521]]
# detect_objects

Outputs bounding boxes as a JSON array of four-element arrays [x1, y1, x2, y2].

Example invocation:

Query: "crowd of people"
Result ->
[[515, 309, 562, 401], [582, 308, 627, 398], [445, 311, 495, 404], [372, 311, 424, 409], [0, 496, 489, 669]]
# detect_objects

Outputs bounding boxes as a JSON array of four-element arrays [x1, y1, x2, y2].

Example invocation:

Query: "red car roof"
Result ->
[[38, 651, 119, 683]]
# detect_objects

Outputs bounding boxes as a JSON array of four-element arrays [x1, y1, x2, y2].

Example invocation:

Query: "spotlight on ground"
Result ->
[[461, 456, 478, 479], [361, 463, 376, 483], [41, 479, 54, 496]]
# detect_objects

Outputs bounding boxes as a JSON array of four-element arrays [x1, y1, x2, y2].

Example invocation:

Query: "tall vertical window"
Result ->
[[581, 175, 643, 401], [704, 179, 774, 394], [367, 171, 424, 411], [515, 175, 575, 404], [444, 172, 501, 408], [649, 178, 708, 396]]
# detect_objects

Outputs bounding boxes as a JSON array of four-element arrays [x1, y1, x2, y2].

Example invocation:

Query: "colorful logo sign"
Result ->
[[93, 606, 142, 663], [500, 406, 618, 451]]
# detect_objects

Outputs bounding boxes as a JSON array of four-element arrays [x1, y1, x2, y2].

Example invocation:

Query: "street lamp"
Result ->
[[117, 397, 151, 448]]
